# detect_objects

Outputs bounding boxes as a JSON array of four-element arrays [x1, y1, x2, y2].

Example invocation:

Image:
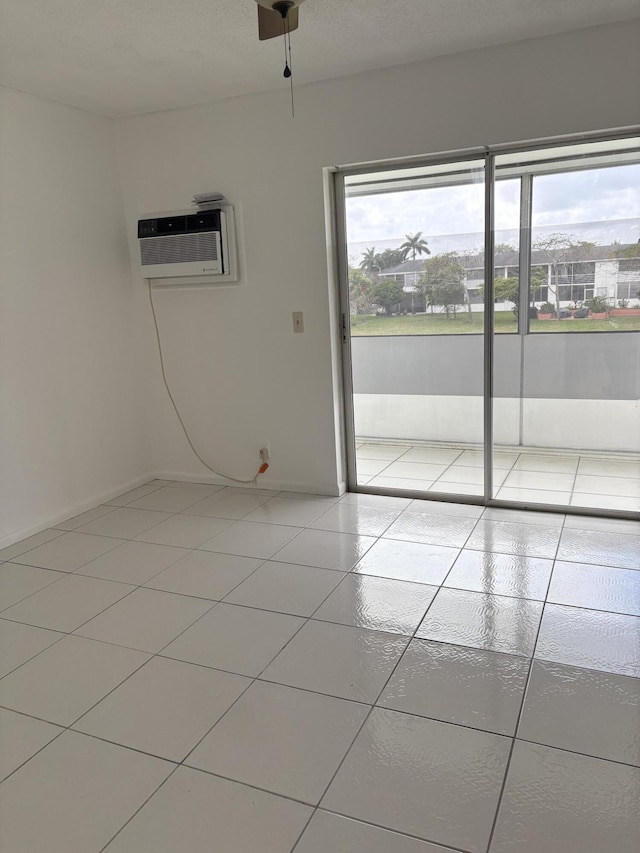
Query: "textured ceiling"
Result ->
[[1, 0, 639, 116]]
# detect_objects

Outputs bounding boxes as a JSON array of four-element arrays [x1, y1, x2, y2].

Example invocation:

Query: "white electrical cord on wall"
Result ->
[[147, 280, 265, 485]]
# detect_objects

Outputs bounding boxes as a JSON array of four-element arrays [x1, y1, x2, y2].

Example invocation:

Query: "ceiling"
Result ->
[[1, 0, 639, 117]]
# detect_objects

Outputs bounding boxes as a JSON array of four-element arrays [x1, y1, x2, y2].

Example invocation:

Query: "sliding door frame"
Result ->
[[331, 125, 640, 520], [483, 151, 495, 505]]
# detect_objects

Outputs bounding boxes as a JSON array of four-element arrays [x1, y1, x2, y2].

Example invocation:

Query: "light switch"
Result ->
[[292, 311, 304, 333]]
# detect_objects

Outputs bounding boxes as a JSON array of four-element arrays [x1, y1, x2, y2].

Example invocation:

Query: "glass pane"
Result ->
[[493, 178, 522, 335], [529, 159, 640, 332], [493, 139, 640, 513], [344, 158, 485, 496], [492, 176, 524, 495]]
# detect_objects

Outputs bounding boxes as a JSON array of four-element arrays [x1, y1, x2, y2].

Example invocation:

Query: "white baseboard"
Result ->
[[0, 473, 154, 551], [1, 471, 345, 553], [156, 470, 343, 497]]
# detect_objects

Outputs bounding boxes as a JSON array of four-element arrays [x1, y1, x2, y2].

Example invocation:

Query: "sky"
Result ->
[[346, 163, 640, 262]]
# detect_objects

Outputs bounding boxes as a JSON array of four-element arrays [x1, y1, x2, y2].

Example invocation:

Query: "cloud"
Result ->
[[346, 163, 640, 254], [532, 164, 640, 227]]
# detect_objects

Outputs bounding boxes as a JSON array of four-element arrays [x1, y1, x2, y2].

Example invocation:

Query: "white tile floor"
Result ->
[[357, 442, 640, 513], [0, 480, 639, 852]]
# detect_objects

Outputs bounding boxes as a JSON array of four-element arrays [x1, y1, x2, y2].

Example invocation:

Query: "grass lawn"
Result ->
[[349, 311, 640, 335]]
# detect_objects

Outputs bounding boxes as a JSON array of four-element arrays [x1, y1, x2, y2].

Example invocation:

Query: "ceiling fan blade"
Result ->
[[257, 5, 299, 41]]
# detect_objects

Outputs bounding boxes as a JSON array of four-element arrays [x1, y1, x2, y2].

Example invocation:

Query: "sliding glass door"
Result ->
[[337, 131, 640, 516], [492, 140, 640, 513], [341, 157, 486, 499]]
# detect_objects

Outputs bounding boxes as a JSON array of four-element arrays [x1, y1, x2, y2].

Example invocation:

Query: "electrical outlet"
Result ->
[[259, 444, 270, 463]]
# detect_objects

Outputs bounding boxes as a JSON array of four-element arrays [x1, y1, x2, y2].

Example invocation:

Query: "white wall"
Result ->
[[354, 395, 640, 452], [2, 22, 637, 545], [115, 20, 640, 495], [0, 88, 147, 546]]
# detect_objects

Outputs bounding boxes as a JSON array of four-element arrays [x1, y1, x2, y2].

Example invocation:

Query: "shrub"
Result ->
[[587, 296, 608, 313], [370, 280, 405, 316]]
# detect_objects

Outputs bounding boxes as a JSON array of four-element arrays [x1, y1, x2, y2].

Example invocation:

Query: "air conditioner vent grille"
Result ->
[[140, 232, 219, 266]]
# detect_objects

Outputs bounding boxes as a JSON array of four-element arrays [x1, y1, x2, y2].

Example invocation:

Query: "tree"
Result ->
[[456, 248, 482, 324], [477, 276, 520, 327], [359, 247, 382, 277], [370, 280, 405, 316], [532, 234, 596, 319], [614, 243, 640, 259], [495, 243, 517, 254], [417, 253, 466, 318], [487, 276, 520, 312], [377, 247, 406, 270], [348, 268, 374, 318], [400, 232, 431, 261], [530, 265, 548, 302]]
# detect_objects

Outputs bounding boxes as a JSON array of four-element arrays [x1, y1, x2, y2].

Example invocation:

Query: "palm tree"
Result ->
[[359, 247, 381, 275], [400, 232, 431, 261]]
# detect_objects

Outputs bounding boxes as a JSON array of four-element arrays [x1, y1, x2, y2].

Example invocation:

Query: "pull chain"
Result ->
[[282, 13, 294, 117], [282, 18, 290, 78]]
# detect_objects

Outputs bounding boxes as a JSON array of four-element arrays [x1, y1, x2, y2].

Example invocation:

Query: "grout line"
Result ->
[[305, 807, 476, 853], [3, 489, 638, 851], [464, 545, 639, 570], [288, 810, 317, 852], [75, 509, 184, 540], [98, 765, 182, 852], [63, 727, 180, 766], [4, 672, 640, 790], [179, 545, 439, 847], [510, 735, 640, 771], [492, 451, 521, 501], [156, 552, 376, 832], [357, 441, 640, 506], [102, 482, 168, 507], [568, 454, 581, 508], [0, 624, 70, 680], [176, 554, 363, 771], [177, 764, 320, 811], [0, 531, 67, 563], [250, 674, 388, 708], [0, 711, 67, 785], [51, 584, 146, 635], [0, 537, 252, 683], [291, 548, 456, 850], [0, 642, 156, 783], [0, 566, 264, 788], [50, 505, 120, 532], [73, 549, 210, 585], [3, 546, 635, 674], [4, 608, 634, 694], [289, 703, 376, 847], [483, 510, 566, 852], [0, 519, 637, 677], [0, 567, 71, 614]]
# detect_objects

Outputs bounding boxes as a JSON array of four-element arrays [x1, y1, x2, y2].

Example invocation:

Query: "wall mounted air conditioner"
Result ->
[[137, 205, 239, 284]]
